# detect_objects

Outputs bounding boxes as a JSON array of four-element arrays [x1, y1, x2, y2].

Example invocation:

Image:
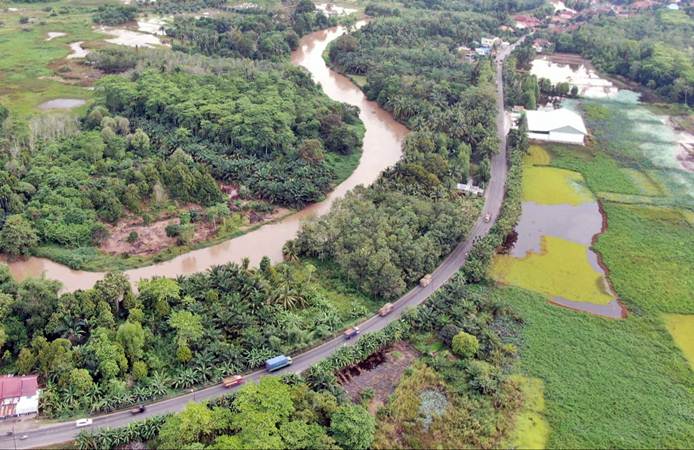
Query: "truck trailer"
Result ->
[[265, 355, 293, 372]]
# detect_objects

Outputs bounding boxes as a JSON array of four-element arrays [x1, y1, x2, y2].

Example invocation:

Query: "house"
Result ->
[[526, 108, 588, 145], [513, 15, 541, 29], [0, 375, 40, 419], [481, 37, 500, 48], [457, 181, 484, 196], [533, 38, 551, 53], [475, 47, 491, 57]]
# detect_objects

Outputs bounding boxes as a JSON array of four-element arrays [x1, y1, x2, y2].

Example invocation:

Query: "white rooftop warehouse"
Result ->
[[526, 108, 588, 145]]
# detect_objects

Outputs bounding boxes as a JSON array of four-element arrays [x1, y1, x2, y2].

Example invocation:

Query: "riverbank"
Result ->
[[3, 25, 405, 291]]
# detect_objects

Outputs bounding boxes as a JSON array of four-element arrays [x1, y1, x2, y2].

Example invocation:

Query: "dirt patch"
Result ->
[[47, 52, 104, 87], [338, 341, 419, 405], [100, 214, 217, 256]]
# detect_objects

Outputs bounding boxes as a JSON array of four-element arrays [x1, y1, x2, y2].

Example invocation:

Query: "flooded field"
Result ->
[[46, 31, 66, 41], [4, 25, 406, 291], [492, 146, 625, 318], [531, 54, 618, 98], [66, 41, 89, 59], [100, 26, 164, 47], [37, 98, 86, 110]]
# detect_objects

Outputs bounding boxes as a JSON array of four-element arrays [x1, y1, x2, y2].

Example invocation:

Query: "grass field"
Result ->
[[0, 1, 107, 114], [482, 285, 694, 448], [594, 202, 694, 314]]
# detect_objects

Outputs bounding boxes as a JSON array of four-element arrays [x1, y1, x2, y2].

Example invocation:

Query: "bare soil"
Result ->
[[100, 214, 216, 256], [338, 341, 419, 408]]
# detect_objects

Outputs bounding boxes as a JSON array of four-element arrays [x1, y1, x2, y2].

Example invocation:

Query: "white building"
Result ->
[[457, 181, 484, 196], [0, 375, 40, 418], [526, 108, 588, 145]]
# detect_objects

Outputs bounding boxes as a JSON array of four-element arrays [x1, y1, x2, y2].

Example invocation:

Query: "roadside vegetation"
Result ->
[[0, 258, 379, 418]]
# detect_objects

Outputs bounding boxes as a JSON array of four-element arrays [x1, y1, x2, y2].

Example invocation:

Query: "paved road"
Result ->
[[0, 38, 524, 450]]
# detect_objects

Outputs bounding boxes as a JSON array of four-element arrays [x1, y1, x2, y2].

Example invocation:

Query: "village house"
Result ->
[[0, 375, 40, 419], [526, 108, 588, 145], [533, 38, 552, 53], [513, 15, 541, 30]]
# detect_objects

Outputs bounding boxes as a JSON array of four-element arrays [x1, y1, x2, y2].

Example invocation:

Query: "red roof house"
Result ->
[[0, 375, 40, 418]]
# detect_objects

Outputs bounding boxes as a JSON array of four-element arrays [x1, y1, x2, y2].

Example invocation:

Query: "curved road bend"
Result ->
[[0, 39, 523, 450]]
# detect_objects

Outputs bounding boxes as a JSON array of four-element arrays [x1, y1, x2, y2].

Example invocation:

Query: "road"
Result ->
[[0, 38, 523, 450]]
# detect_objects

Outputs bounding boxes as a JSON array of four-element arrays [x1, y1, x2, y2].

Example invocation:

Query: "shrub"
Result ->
[[451, 331, 479, 358], [126, 231, 138, 244]]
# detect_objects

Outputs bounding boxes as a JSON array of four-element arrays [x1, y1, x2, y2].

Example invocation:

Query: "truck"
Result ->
[[419, 274, 432, 287], [344, 326, 360, 339], [223, 375, 244, 388], [484, 213, 492, 223], [379, 303, 394, 317], [265, 355, 293, 372]]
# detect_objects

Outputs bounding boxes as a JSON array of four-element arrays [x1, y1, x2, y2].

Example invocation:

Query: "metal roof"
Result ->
[[0, 375, 39, 400], [526, 108, 588, 135]]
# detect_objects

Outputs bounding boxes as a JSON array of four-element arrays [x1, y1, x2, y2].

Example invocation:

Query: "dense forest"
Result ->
[[166, 0, 334, 60], [294, 10, 502, 299], [552, 9, 694, 105], [98, 62, 362, 207], [0, 258, 371, 417], [0, 47, 361, 258]]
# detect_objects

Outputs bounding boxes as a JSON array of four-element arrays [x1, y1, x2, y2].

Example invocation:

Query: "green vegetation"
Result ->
[[92, 5, 137, 25], [522, 166, 593, 205], [166, 0, 334, 60], [0, 2, 102, 115], [501, 375, 549, 450], [296, 9, 506, 300], [553, 9, 694, 105], [595, 203, 694, 314], [78, 375, 371, 450], [0, 259, 379, 418], [494, 285, 694, 448]]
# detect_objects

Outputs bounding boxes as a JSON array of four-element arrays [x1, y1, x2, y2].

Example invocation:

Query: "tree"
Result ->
[[0, 214, 38, 256], [451, 331, 479, 358], [67, 368, 94, 396], [329, 405, 375, 450], [158, 402, 232, 448], [168, 310, 203, 346], [85, 327, 128, 380], [116, 321, 145, 364]]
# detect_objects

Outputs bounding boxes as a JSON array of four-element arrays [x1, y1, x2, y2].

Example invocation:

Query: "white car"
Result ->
[[75, 418, 93, 428]]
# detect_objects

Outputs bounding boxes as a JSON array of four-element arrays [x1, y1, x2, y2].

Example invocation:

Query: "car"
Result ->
[[4, 431, 13, 437], [483, 213, 492, 223], [75, 418, 93, 428], [223, 375, 244, 388], [344, 326, 360, 339], [130, 405, 146, 414], [19, 435, 28, 441]]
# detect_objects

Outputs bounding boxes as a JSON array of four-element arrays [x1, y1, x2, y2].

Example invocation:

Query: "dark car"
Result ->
[[130, 405, 146, 415]]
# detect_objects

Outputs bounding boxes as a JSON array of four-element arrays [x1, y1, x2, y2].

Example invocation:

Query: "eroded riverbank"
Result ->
[[3, 26, 407, 291]]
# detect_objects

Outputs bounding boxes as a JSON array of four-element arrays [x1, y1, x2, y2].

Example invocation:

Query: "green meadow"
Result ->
[[0, 0, 107, 115]]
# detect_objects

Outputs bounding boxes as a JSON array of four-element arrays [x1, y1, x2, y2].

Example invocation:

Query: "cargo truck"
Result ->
[[379, 303, 394, 316], [223, 375, 244, 388], [265, 355, 293, 372]]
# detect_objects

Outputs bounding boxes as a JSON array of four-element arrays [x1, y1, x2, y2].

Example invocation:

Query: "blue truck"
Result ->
[[265, 355, 293, 372]]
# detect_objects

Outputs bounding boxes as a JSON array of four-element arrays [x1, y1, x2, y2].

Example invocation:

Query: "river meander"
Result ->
[[3, 25, 407, 292]]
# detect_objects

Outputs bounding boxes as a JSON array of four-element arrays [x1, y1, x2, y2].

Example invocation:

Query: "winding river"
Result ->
[[5, 26, 407, 292]]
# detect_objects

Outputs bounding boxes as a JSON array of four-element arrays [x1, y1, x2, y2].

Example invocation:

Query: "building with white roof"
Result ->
[[526, 108, 588, 145]]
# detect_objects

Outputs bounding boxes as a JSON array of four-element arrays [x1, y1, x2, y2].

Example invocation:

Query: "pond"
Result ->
[[66, 41, 89, 59], [3, 24, 406, 292], [530, 54, 619, 99], [492, 146, 626, 319], [38, 98, 86, 110]]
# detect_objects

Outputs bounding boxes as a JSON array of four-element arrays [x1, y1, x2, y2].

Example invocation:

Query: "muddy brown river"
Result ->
[[5, 25, 407, 292]]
